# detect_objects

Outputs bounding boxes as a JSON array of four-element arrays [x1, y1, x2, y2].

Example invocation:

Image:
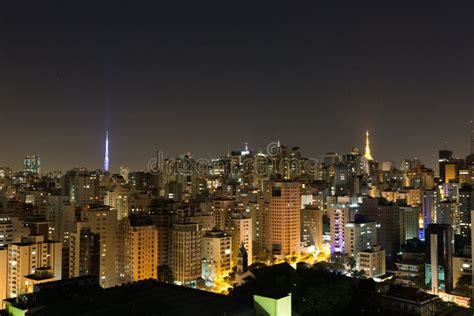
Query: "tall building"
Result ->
[[119, 165, 129, 183], [63, 170, 100, 207], [117, 215, 158, 284], [333, 162, 354, 196], [251, 196, 269, 256], [421, 189, 438, 238], [104, 185, 132, 220], [359, 198, 402, 261], [201, 229, 232, 285], [268, 181, 301, 257], [230, 213, 253, 267], [459, 169, 471, 185], [69, 223, 100, 281], [438, 149, 453, 183], [436, 200, 460, 234], [150, 206, 173, 268], [444, 163, 457, 183], [301, 206, 323, 252], [172, 223, 201, 285], [0, 247, 7, 308], [459, 186, 473, 239], [328, 203, 351, 254], [69, 206, 117, 288], [344, 220, 377, 258], [8, 235, 62, 298], [45, 195, 75, 243], [211, 198, 235, 232], [399, 206, 421, 242], [23, 155, 40, 175], [425, 224, 453, 293]]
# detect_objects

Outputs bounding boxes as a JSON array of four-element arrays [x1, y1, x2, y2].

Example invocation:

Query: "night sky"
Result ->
[[0, 2, 473, 172]]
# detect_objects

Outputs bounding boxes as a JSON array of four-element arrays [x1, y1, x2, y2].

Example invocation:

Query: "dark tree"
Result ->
[[401, 238, 425, 254], [157, 265, 174, 283]]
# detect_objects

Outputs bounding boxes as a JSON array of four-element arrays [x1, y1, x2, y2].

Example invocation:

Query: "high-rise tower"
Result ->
[[104, 131, 109, 172], [364, 130, 373, 161], [268, 181, 301, 257]]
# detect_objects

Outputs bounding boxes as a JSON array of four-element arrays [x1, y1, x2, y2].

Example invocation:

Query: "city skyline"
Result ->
[[1, 2, 473, 172], [1, 127, 473, 174]]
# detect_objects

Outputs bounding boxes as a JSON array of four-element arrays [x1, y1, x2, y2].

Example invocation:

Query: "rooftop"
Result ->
[[381, 284, 439, 304], [5, 279, 253, 316]]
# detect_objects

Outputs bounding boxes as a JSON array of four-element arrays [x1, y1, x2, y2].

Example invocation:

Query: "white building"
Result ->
[[7, 235, 62, 298], [359, 245, 386, 278], [201, 229, 231, 285], [230, 213, 253, 267], [344, 221, 377, 259]]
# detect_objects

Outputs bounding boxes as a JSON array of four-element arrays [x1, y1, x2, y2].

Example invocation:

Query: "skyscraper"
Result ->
[[328, 200, 351, 254], [0, 248, 7, 308], [117, 215, 158, 284], [359, 198, 402, 261], [23, 155, 40, 175], [69, 206, 117, 288], [399, 206, 421, 241], [230, 213, 253, 267], [268, 181, 301, 257], [459, 187, 472, 239], [172, 223, 202, 285], [301, 205, 323, 253], [104, 131, 109, 172], [425, 224, 453, 293]]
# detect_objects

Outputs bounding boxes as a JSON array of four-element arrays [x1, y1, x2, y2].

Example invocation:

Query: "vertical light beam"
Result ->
[[104, 131, 109, 172]]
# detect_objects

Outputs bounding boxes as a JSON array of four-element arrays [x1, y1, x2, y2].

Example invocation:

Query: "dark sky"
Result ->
[[0, 2, 473, 172]]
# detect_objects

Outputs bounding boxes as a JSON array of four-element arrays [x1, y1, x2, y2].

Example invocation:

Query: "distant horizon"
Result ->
[[2, 128, 473, 174]]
